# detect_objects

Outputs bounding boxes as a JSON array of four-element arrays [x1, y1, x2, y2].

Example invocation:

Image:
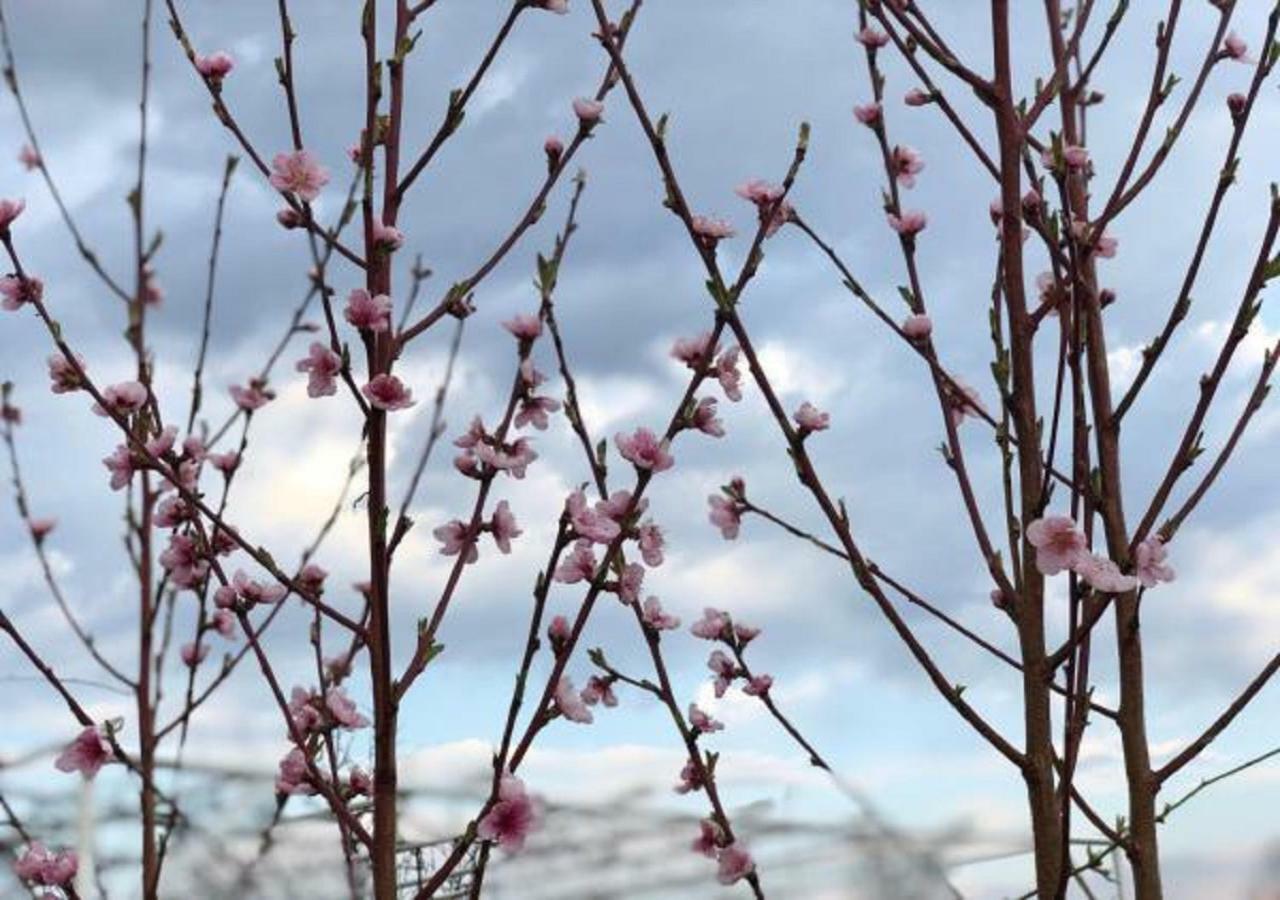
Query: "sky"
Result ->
[[1, 0, 1278, 897]]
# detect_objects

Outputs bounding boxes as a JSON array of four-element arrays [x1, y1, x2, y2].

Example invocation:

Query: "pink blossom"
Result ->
[[181, 641, 209, 667], [641, 595, 681, 631], [363, 374, 415, 411], [672, 331, 714, 367], [54, 725, 114, 779], [688, 703, 723, 734], [325, 652, 353, 681], [597, 489, 647, 521], [743, 673, 773, 696], [856, 26, 889, 48], [194, 51, 235, 81], [544, 135, 564, 169], [945, 378, 986, 427], [208, 450, 240, 474], [691, 214, 736, 246], [515, 394, 560, 430], [1, 273, 41, 310], [103, 445, 135, 491], [1042, 144, 1089, 170], [229, 379, 274, 411], [1022, 189, 1044, 217], [554, 539, 598, 584], [297, 563, 328, 597], [13, 843, 77, 887], [295, 342, 342, 398], [20, 518, 54, 547], [1074, 552, 1140, 593], [0, 197, 24, 231], [707, 494, 742, 539], [503, 312, 543, 341], [233, 570, 288, 606], [691, 396, 725, 437], [581, 675, 618, 708], [434, 520, 479, 563], [372, 219, 404, 252], [734, 621, 760, 644], [275, 747, 315, 795], [1133, 535, 1176, 588], [490, 500, 522, 554], [145, 425, 177, 459], [734, 178, 791, 237], [93, 380, 148, 418], [708, 650, 737, 698], [269, 149, 329, 201], [617, 427, 674, 472], [547, 613, 572, 648], [213, 584, 238, 609], [1094, 231, 1118, 258], [887, 209, 928, 236], [1063, 145, 1090, 168], [1026, 515, 1087, 576], [475, 437, 538, 478], [692, 818, 723, 857], [794, 401, 830, 433], [902, 313, 932, 339], [477, 773, 540, 853], [277, 207, 303, 229], [153, 497, 189, 528], [1071, 219, 1118, 258], [1223, 31, 1250, 62], [572, 97, 604, 125], [18, 144, 41, 170], [891, 145, 925, 189], [288, 686, 323, 734], [691, 607, 730, 641], [344, 288, 393, 332], [904, 88, 931, 106], [618, 562, 645, 604], [47, 354, 85, 393], [211, 609, 237, 639], [1227, 92, 1247, 118], [554, 676, 594, 724], [160, 534, 208, 588], [348, 766, 373, 796], [853, 102, 883, 126], [535, 0, 569, 11], [674, 758, 704, 794], [638, 520, 665, 566], [567, 489, 622, 544], [210, 528, 237, 556], [326, 686, 370, 729], [717, 843, 756, 885], [715, 345, 743, 401]]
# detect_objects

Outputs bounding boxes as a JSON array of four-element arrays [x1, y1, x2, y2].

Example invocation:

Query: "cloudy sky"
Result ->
[[1, 0, 1277, 897]]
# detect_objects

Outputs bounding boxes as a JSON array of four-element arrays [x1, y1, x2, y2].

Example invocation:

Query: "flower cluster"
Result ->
[[453, 416, 539, 480], [1026, 515, 1176, 593], [13, 842, 77, 888]]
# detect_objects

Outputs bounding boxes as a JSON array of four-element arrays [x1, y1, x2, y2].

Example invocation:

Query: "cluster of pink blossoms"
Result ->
[[274, 685, 371, 797], [13, 842, 77, 889], [552, 488, 665, 600], [1026, 514, 1176, 593], [691, 819, 757, 885]]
